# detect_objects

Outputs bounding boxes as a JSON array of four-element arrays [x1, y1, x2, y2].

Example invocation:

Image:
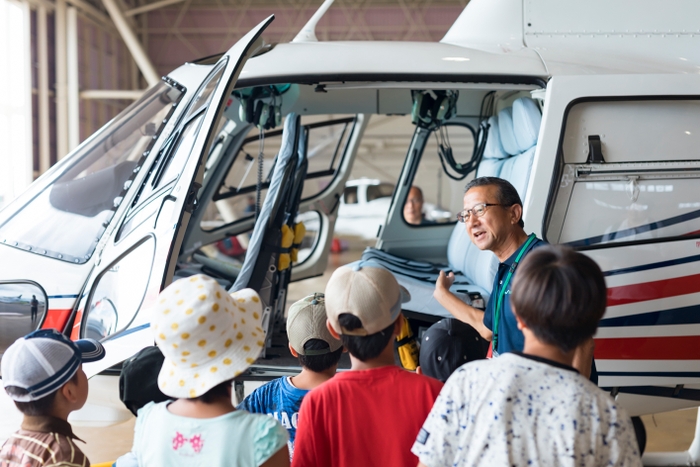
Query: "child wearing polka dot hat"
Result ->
[[126, 274, 289, 466]]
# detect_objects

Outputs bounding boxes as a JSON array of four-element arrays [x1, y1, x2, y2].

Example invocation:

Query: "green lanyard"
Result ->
[[492, 234, 537, 353]]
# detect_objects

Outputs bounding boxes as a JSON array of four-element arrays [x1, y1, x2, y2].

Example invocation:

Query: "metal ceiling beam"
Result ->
[[102, 0, 160, 85], [125, 0, 185, 17]]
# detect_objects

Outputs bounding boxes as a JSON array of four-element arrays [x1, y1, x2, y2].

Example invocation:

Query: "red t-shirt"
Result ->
[[291, 365, 443, 467]]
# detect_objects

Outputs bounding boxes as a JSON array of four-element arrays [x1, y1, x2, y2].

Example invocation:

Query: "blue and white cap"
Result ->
[[1, 329, 105, 402]]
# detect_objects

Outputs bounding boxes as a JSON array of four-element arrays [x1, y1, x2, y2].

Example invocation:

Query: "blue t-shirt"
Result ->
[[483, 235, 546, 355], [238, 376, 308, 459]]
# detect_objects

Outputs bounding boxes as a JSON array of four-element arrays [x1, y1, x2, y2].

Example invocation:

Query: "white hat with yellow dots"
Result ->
[[151, 274, 265, 399]]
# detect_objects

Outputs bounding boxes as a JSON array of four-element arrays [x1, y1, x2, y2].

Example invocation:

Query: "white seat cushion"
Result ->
[[512, 97, 542, 152], [498, 146, 536, 199], [497, 107, 519, 155]]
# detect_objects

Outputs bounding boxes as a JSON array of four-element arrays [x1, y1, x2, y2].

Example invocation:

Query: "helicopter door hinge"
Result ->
[[183, 182, 202, 213]]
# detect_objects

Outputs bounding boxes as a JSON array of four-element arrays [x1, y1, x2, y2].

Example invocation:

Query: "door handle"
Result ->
[[154, 194, 177, 228]]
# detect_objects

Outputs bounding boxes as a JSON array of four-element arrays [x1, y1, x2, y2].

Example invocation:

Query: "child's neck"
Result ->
[[349, 342, 396, 371], [290, 366, 336, 390], [521, 336, 576, 368], [167, 395, 235, 419]]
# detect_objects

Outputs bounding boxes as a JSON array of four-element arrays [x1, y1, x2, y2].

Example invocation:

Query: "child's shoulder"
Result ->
[[136, 400, 165, 418], [4, 424, 88, 466]]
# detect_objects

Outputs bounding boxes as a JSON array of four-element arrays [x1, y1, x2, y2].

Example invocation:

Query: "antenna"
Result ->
[[292, 0, 334, 43]]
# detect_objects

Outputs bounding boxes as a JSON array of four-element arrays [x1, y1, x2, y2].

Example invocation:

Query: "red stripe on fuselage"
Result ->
[[607, 273, 700, 307], [595, 335, 700, 360], [41, 309, 72, 332]]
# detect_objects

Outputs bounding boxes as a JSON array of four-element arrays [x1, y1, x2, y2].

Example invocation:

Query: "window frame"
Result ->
[[544, 95, 700, 251], [401, 121, 476, 228]]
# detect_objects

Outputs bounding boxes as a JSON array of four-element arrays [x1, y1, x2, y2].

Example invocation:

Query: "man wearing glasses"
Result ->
[[433, 177, 595, 377]]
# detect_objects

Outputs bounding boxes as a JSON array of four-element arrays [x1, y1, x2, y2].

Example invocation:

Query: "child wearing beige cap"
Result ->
[[292, 264, 444, 467], [239, 293, 343, 460], [126, 274, 289, 466]]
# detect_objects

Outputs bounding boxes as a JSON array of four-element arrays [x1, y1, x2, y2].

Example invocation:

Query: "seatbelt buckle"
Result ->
[[468, 292, 485, 310]]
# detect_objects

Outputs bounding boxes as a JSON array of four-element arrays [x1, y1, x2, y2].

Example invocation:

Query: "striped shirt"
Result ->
[[0, 415, 89, 467]]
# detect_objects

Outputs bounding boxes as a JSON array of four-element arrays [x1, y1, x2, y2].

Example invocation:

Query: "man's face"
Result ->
[[404, 187, 424, 225], [462, 185, 518, 252]]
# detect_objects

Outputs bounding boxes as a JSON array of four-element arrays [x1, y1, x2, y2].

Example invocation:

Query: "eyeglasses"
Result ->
[[456, 203, 503, 223]]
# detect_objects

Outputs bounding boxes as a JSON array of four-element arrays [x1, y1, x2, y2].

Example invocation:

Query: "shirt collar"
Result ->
[[512, 352, 579, 374], [501, 234, 538, 267], [21, 415, 84, 442]]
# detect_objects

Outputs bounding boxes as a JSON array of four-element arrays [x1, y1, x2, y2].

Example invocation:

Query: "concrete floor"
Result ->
[[0, 241, 698, 465]]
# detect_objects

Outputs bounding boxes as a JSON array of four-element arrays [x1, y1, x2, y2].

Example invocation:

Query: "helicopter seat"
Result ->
[[230, 114, 303, 345]]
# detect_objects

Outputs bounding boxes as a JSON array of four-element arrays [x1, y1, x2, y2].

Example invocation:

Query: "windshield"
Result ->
[[0, 81, 184, 263]]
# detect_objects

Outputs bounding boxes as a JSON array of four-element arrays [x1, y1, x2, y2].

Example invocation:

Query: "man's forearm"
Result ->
[[434, 287, 493, 341]]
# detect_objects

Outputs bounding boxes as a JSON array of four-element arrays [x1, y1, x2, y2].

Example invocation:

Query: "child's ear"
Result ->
[[288, 343, 299, 358], [393, 314, 404, 336], [326, 320, 341, 339], [415, 366, 422, 375], [60, 380, 79, 404], [513, 307, 526, 331]]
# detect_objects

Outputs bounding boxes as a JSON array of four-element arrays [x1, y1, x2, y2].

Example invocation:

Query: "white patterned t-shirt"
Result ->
[[412, 352, 642, 467]]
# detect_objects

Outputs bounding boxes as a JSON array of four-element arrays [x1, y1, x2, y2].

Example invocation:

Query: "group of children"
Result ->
[[1, 245, 643, 466]]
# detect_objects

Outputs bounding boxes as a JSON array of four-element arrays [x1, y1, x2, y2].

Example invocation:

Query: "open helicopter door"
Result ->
[[531, 73, 700, 465], [79, 16, 276, 378]]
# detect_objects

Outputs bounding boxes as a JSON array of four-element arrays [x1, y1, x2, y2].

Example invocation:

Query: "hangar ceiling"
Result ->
[[105, 0, 468, 76], [22, 0, 469, 176]]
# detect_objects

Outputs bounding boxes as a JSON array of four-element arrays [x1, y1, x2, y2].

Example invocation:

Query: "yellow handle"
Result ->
[[396, 317, 419, 371]]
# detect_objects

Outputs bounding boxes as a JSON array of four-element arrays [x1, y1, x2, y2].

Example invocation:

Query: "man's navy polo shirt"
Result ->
[[483, 235, 546, 355]]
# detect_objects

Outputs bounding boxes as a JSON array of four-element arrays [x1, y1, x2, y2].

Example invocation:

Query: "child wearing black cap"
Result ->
[[0, 329, 105, 466], [418, 318, 487, 382]]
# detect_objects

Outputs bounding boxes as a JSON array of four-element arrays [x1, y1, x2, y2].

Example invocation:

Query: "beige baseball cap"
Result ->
[[287, 293, 342, 355], [325, 264, 410, 336]]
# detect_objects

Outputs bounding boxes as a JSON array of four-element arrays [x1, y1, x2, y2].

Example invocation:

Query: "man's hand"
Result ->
[[435, 270, 455, 297], [433, 270, 493, 342]]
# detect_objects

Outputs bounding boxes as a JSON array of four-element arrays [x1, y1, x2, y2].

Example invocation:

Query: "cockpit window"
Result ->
[[0, 81, 184, 263]]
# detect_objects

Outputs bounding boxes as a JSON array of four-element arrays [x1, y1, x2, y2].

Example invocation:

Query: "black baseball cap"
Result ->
[[419, 318, 487, 382]]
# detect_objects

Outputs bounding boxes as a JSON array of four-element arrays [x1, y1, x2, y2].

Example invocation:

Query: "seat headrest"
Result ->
[[497, 107, 519, 156], [512, 97, 542, 152], [482, 116, 508, 160]]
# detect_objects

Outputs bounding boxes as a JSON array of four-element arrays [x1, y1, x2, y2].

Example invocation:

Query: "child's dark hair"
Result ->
[[5, 371, 80, 416], [511, 245, 607, 353], [297, 339, 343, 373], [193, 379, 234, 403], [337, 314, 394, 362]]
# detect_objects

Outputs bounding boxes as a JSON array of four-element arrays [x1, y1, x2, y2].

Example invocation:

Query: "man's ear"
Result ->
[[510, 204, 523, 225], [288, 343, 299, 358], [326, 319, 341, 340]]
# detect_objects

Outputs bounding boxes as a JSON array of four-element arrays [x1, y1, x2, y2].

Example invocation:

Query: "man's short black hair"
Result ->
[[464, 176, 524, 228], [337, 314, 394, 362], [297, 338, 343, 373], [6, 371, 80, 416], [511, 245, 607, 353]]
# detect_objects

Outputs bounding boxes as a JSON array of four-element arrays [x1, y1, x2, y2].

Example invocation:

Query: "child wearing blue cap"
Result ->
[[0, 329, 106, 466]]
